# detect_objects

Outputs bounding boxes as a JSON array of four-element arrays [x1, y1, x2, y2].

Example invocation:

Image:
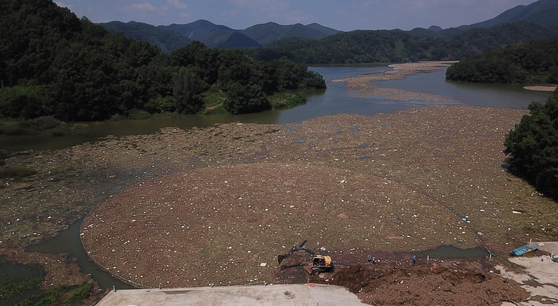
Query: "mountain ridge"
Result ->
[[97, 0, 558, 53], [459, 0, 558, 29]]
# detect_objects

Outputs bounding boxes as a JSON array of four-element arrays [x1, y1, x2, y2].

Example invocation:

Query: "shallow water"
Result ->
[[0, 258, 44, 305], [415, 245, 488, 259], [26, 220, 133, 290]]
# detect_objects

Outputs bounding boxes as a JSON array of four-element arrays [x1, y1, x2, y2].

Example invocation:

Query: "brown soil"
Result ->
[[330, 262, 529, 306]]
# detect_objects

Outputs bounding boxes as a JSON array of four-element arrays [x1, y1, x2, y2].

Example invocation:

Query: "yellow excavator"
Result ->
[[277, 240, 334, 275]]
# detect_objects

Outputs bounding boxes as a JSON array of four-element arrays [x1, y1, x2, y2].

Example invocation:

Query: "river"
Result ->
[[1, 64, 552, 151], [8, 64, 554, 289]]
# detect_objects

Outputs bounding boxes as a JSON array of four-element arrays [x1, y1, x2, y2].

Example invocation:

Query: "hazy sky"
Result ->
[[55, 0, 538, 31]]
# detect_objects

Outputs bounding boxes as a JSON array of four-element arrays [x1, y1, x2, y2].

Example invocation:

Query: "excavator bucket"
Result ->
[[278, 254, 286, 264]]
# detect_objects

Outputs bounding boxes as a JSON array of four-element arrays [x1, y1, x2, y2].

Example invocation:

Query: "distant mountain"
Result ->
[[159, 20, 264, 48], [99, 19, 340, 52], [306, 23, 341, 36], [98, 21, 192, 53], [405, 0, 558, 39], [209, 31, 261, 49], [460, 0, 558, 29], [94, 0, 558, 60], [428, 26, 443, 32], [209, 32, 260, 49], [248, 20, 558, 64], [102, 19, 260, 50], [242, 22, 341, 45], [159, 20, 236, 42], [408, 26, 465, 38]]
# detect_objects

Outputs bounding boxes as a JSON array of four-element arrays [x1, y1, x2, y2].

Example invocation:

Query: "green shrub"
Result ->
[[202, 87, 225, 108], [25, 116, 61, 130], [269, 92, 306, 109], [127, 109, 152, 120], [0, 116, 60, 135], [202, 105, 228, 115], [66, 283, 92, 303], [145, 96, 175, 113], [109, 113, 126, 121]]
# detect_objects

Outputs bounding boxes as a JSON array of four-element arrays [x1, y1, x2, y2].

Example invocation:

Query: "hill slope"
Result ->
[[242, 22, 341, 45], [159, 19, 236, 42], [99, 21, 192, 53], [248, 21, 558, 64], [446, 38, 558, 84], [461, 0, 558, 29], [104, 19, 340, 50]]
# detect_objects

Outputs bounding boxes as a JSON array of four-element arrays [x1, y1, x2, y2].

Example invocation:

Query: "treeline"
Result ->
[[0, 0, 325, 122], [504, 89, 558, 201], [445, 38, 558, 84], [246, 21, 558, 64]]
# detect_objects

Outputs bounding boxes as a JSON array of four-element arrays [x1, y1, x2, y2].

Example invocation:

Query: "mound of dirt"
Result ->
[[330, 263, 528, 306]]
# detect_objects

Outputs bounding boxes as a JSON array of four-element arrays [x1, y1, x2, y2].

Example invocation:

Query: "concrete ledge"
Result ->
[[96, 283, 368, 306]]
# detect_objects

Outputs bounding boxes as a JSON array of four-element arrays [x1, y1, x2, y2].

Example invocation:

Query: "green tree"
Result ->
[[504, 90, 558, 200], [224, 83, 271, 114], [173, 67, 204, 114]]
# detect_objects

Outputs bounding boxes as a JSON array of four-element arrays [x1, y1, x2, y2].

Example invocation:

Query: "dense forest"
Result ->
[[445, 38, 558, 84], [0, 0, 325, 123], [246, 21, 558, 64], [504, 90, 558, 201]]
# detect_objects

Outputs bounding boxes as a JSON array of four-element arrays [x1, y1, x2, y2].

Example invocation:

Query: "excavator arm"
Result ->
[[277, 240, 317, 264]]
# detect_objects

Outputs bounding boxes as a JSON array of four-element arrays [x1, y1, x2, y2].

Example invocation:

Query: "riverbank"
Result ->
[[523, 85, 557, 92]]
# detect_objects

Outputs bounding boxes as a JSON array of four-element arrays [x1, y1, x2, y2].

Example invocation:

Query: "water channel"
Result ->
[[9, 64, 555, 289]]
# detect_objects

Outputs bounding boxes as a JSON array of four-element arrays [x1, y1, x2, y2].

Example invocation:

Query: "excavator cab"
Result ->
[[312, 255, 329, 267], [310, 254, 333, 274]]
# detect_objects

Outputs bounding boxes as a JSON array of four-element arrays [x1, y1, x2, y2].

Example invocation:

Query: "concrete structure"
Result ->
[[96, 283, 368, 306]]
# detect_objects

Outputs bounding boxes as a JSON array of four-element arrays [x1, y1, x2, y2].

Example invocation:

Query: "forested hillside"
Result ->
[[157, 20, 261, 49], [446, 38, 558, 84], [460, 0, 558, 29], [0, 0, 325, 123], [100, 21, 192, 54], [247, 21, 558, 64], [242, 22, 340, 45]]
